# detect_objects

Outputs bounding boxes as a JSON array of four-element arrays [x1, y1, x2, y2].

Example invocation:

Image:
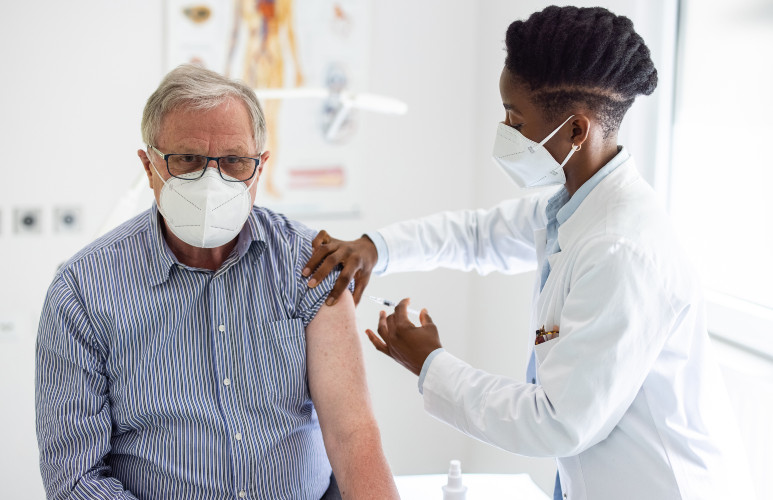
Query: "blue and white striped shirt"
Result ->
[[36, 204, 342, 500]]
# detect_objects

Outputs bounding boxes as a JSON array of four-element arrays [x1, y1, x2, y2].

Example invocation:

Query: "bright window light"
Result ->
[[670, 0, 773, 311]]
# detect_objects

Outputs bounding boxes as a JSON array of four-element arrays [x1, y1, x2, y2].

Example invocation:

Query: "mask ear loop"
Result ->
[[551, 143, 582, 176], [541, 115, 579, 177], [147, 148, 169, 187], [538, 115, 575, 147], [244, 155, 264, 191], [562, 143, 582, 166], [147, 147, 198, 188]]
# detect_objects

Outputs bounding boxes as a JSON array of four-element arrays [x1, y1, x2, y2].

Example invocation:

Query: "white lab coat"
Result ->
[[377, 158, 755, 500]]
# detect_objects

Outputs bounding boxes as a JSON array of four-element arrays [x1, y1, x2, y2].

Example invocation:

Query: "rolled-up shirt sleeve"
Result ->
[[295, 225, 355, 326], [36, 271, 138, 500]]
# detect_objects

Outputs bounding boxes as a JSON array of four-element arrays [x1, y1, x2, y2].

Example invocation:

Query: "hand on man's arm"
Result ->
[[302, 231, 378, 306], [306, 290, 399, 499]]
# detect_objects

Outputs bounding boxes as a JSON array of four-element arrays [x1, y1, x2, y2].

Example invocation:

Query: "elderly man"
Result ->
[[35, 64, 398, 500]]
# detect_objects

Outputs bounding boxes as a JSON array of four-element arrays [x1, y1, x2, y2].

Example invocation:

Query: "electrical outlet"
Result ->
[[13, 207, 43, 235], [0, 316, 19, 342], [54, 206, 82, 233]]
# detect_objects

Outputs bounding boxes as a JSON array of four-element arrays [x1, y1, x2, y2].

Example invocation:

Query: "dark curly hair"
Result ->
[[505, 6, 658, 138]]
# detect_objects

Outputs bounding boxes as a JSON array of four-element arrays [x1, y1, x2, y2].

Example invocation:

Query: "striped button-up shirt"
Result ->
[[36, 204, 341, 500]]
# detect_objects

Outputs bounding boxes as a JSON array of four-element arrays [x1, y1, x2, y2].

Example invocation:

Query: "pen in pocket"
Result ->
[[535, 326, 559, 345]]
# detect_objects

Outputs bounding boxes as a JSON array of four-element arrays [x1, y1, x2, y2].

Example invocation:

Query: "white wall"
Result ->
[[1, 3, 163, 499], [0, 1, 675, 498]]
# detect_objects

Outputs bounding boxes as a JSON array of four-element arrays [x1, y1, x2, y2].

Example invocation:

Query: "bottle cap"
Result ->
[[442, 459, 467, 499]]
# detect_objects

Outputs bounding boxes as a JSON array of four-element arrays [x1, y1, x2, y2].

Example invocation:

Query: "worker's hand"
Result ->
[[303, 230, 378, 306], [365, 298, 442, 376]]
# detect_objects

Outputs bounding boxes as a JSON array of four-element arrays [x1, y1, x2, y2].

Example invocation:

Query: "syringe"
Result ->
[[368, 296, 422, 317]]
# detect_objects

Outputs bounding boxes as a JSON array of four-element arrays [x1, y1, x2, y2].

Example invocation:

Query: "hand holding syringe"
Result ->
[[365, 296, 442, 376], [368, 296, 421, 317]]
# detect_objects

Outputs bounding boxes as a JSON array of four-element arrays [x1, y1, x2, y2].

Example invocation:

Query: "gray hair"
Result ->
[[141, 64, 266, 151]]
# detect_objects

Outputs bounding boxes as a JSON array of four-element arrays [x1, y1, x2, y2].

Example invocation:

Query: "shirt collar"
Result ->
[[146, 203, 266, 286], [546, 146, 630, 227], [236, 208, 268, 261], [146, 203, 177, 286]]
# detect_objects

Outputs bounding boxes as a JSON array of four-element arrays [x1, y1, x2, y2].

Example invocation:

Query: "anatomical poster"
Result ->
[[165, 0, 374, 219]]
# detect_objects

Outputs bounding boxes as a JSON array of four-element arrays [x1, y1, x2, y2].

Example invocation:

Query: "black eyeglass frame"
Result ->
[[148, 144, 261, 182]]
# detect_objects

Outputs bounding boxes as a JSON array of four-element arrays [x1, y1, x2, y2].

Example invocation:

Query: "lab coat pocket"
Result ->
[[534, 336, 560, 366]]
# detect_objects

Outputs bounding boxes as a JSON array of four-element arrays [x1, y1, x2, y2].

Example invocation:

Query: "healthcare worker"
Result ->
[[302, 5, 757, 500]]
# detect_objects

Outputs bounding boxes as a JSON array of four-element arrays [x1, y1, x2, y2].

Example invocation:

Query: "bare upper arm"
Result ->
[[306, 290, 399, 498], [306, 290, 376, 440]]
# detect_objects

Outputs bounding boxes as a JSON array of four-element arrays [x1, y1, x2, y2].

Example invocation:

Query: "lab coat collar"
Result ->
[[542, 147, 630, 244], [556, 154, 642, 251], [556, 146, 631, 227]]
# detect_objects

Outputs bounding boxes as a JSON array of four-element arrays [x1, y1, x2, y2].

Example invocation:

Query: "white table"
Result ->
[[394, 473, 550, 500]]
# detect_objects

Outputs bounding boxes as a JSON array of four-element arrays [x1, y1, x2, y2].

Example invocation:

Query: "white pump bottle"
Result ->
[[442, 460, 468, 500]]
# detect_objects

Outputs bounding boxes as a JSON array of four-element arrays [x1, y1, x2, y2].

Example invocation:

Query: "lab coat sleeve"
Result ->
[[422, 236, 678, 457], [376, 193, 550, 276], [35, 272, 139, 500]]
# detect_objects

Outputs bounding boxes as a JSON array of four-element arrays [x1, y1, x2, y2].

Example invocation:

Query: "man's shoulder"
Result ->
[[249, 207, 350, 326], [250, 206, 317, 252]]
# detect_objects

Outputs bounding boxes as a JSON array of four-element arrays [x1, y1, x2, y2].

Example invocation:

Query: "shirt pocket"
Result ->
[[258, 318, 309, 401]]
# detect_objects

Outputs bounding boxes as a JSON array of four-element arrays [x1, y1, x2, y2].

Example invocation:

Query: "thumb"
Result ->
[[419, 308, 434, 326]]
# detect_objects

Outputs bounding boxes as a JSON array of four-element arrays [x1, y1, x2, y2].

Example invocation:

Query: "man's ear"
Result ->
[[570, 114, 591, 148], [137, 149, 154, 188], [259, 150, 271, 175]]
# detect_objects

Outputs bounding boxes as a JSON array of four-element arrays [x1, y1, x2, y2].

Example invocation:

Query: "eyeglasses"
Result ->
[[148, 145, 261, 182]]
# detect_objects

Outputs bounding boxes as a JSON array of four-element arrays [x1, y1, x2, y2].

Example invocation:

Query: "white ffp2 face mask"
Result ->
[[491, 115, 580, 188], [150, 160, 258, 248]]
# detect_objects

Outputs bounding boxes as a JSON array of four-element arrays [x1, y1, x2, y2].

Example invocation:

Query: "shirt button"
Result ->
[[239, 491, 246, 498], [235, 432, 242, 441], [223, 378, 231, 386], [218, 324, 226, 332]]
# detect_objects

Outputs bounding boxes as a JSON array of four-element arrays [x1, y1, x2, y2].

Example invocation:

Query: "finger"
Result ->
[[325, 276, 354, 306], [303, 244, 335, 278], [304, 230, 332, 276], [393, 297, 410, 317], [308, 249, 345, 288], [365, 329, 389, 355], [385, 311, 398, 338], [393, 298, 416, 328], [376, 310, 390, 339], [419, 308, 434, 326], [352, 271, 371, 305], [311, 230, 330, 250], [323, 260, 360, 306]]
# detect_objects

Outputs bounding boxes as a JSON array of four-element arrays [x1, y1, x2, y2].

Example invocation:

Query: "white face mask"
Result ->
[[491, 115, 580, 188], [149, 159, 258, 248]]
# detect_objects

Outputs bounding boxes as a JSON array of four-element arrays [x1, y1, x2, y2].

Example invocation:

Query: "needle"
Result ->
[[367, 295, 422, 317]]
